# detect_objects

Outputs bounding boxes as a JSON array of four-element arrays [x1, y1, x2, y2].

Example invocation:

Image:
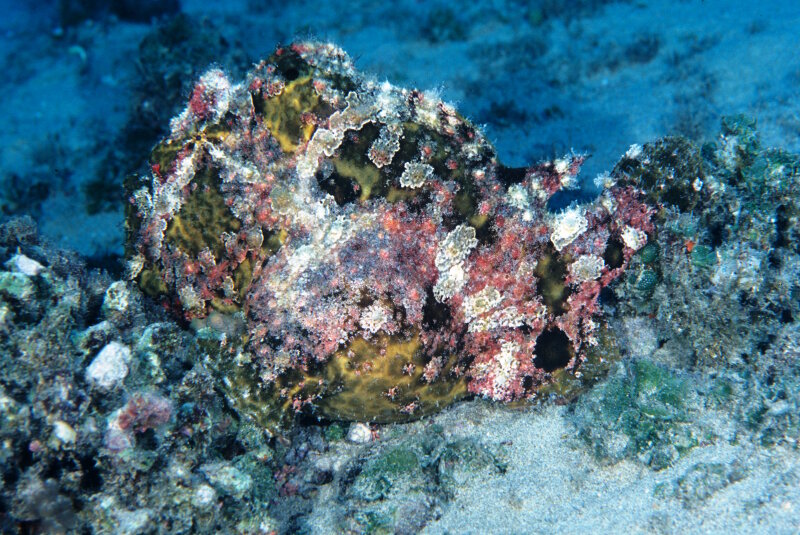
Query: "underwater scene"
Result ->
[[1, 0, 800, 533]]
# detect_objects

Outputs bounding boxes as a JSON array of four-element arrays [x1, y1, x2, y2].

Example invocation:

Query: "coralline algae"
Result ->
[[126, 41, 654, 431]]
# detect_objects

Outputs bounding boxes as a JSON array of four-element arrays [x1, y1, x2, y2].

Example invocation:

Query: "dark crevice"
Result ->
[[317, 169, 359, 205], [775, 204, 790, 248], [497, 165, 527, 187], [603, 238, 625, 270], [533, 328, 573, 372], [212, 433, 247, 461], [84, 253, 124, 277], [598, 286, 617, 307], [422, 287, 451, 330], [283, 67, 300, 81], [708, 222, 726, 248], [137, 429, 158, 451], [272, 49, 308, 81], [78, 454, 103, 493], [522, 375, 534, 391]]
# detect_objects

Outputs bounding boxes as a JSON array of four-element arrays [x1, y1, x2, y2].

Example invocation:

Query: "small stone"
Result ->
[[347, 422, 372, 443], [167, 460, 192, 483], [5, 254, 44, 276], [192, 484, 217, 508], [0, 303, 11, 328], [86, 342, 132, 390], [103, 281, 131, 317], [115, 508, 153, 535], [236, 516, 280, 534], [104, 418, 134, 452], [0, 272, 35, 301], [199, 462, 253, 499], [52, 421, 76, 444], [75, 321, 114, 357]]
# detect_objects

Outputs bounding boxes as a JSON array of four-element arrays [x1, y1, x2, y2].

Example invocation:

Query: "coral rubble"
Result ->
[[0, 217, 283, 532]]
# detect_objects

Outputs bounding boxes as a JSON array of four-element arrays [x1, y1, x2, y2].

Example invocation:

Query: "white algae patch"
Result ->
[[550, 207, 588, 252]]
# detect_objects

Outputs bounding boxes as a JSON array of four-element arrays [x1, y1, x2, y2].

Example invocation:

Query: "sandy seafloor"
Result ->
[[1, 0, 800, 533]]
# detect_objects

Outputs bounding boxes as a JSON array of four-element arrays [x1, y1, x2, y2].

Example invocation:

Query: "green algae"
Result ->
[[638, 242, 660, 264], [635, 269, 658, 296], [689, 244, 715, 269], [343, 428, 506, 533], [573, 359, 698, 470]]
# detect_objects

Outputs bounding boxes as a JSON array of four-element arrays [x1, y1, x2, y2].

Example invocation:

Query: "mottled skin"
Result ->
[[127, 41, 654, 432]]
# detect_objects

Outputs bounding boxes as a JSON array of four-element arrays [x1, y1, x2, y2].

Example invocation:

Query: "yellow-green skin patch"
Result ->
[[257, 75, 323, 154], [313, 333, 468, 423], [165, 166, 241, 258], [534, 250, 572, 316], [134, 141, 250, 311], [202, 327, 468, 433]]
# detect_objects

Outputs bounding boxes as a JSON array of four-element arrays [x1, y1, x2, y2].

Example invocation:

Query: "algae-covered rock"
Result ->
[[572, 359, 700, 470], [613, 137, 710, 214], [336, 427, 506, 533], [350, 445, 423, 502], [673, 461, 743, 506], [610, 117, 800, 370], [0, 216, 291, 533]]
